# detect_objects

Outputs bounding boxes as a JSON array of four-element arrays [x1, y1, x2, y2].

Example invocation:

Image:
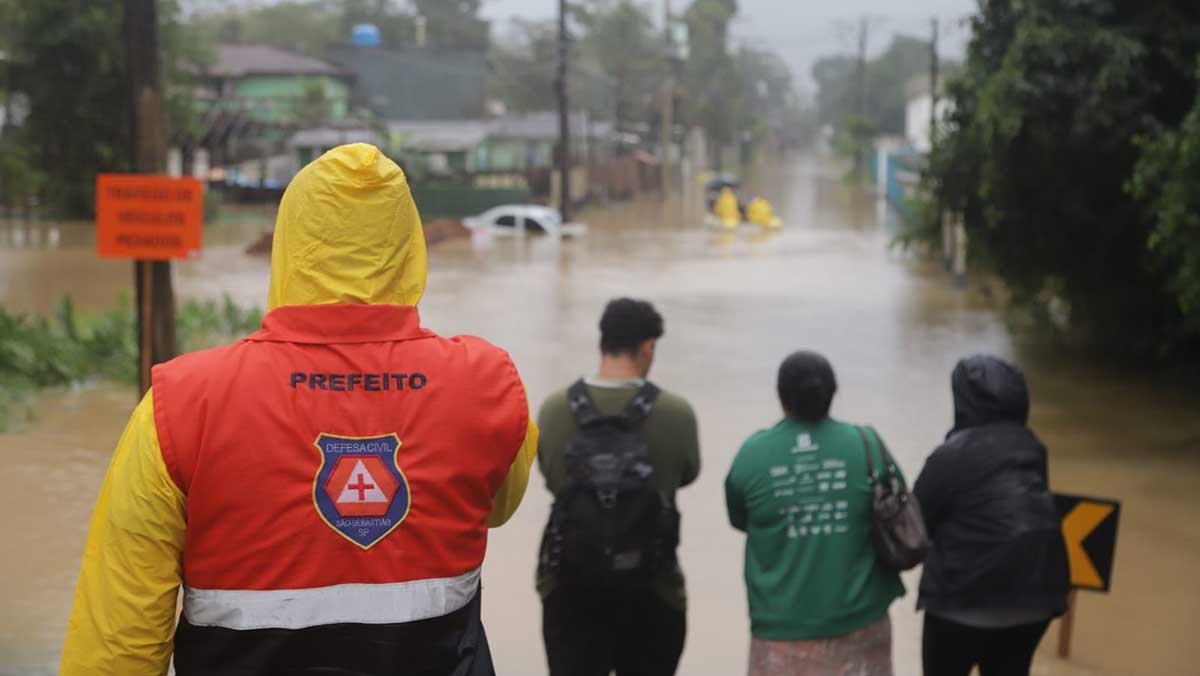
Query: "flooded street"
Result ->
[[2, 157, 1199, 675]]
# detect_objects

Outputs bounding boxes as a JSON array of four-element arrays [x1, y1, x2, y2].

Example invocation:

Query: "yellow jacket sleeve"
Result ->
[[60, 390, 186, 676], [487, 411, 538, 528]]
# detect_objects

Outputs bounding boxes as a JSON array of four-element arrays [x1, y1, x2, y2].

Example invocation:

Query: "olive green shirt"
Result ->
[[535, 378, 700, 609]]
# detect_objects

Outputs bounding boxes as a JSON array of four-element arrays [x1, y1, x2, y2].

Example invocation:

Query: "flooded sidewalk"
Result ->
[[1, 157, 1198, 675]]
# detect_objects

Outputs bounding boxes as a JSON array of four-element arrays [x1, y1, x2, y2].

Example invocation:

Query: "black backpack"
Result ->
[[539, 380, 680, 587]]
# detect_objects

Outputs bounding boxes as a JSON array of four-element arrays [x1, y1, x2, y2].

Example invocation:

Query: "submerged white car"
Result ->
[[462, 205, 588, 238]]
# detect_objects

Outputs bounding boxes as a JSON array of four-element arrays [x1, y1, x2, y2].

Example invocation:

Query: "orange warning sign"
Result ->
[[96, 173, 203, 260]]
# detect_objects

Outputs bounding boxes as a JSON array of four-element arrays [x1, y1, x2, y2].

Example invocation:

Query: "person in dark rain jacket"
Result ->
[[914, 354, 1070, 676]]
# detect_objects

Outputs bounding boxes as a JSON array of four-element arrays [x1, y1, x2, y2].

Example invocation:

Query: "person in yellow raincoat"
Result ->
[[60, 144, 538, 676], [713, 186, 742, 229], [746, 197, 782, 229]]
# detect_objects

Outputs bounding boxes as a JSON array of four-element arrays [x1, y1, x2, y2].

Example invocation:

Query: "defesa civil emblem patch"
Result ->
[[313, 433, 410, 549]]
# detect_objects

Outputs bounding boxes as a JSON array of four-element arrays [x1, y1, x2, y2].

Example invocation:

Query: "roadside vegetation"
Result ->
[[919, 0, 1200, 359], [0, 295, 261, 431]]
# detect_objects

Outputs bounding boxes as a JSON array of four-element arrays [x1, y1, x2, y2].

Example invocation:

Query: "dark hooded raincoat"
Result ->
[[913, 355, 1070, 615]]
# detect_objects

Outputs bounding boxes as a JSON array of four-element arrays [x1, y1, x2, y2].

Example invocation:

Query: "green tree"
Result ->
[[577, 0, 664, 141], [813, 35, 948, 135], [733, 46, 796, 155], [9, 0, 130, 215], [0, 0, 201, 216], [487, 19, 559, 113], [412, 0, 489, 51], [683, 0, 739, 167], [1129, 58, 1200, 338], [199, 2, 341, 57], [924, 0, 1200, 355]]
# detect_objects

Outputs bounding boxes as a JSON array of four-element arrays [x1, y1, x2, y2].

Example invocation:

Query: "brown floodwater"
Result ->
[[1, 157, 1197, 675]]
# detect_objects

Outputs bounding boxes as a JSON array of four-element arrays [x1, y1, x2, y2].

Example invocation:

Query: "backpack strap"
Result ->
[[621, 382, 661, 426], [566, 379, 603, 427], [568, 379, 661, 428]]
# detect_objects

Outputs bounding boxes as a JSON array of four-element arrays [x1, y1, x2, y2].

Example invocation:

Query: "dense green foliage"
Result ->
[[487, 0, 803, 163], [682, 0, 741, 156], [412, 0, 489, 52], [190, 0, 489, 56], [924, 0, 1200, 356], [0, 0, 203, 216], [577, 0, 665, 137], [0, 295, 262, 431], [1128, 58, 1200, 339], [3, 1, 129, 215], [813, 35, 946, 135], [486, 19, 560, 113], [192, 1, 342, 57], [487, 1, 667, 127]]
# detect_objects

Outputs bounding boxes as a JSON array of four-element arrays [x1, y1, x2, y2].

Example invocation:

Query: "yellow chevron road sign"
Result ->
[[1055, 494, 1120, 592]]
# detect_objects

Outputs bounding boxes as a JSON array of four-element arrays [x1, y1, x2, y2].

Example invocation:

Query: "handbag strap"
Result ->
[[856, 426, 897, 485], [856, 426, 878, 483]]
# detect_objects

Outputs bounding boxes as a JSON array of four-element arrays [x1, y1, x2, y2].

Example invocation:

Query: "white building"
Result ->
[[905, 94, 954, 153]]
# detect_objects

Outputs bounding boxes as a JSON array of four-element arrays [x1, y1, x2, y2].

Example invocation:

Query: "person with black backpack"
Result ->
[[535, 298, 700, 676]]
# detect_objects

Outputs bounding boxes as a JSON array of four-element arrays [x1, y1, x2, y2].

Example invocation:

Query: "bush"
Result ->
[[0, 294, 262, 431]]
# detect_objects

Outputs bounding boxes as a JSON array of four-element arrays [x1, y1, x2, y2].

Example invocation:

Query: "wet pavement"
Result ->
[[1, 157, 1198, 675]]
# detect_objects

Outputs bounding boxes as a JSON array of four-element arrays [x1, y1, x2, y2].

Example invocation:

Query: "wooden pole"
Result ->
[[942, 212, 954, 271], [1058, 590, 1078, 659], [929, 17, 939, 148], [952, 217, 967, 288], [660, 0, 673, 199], [853, 16, 869, 177], [139, 260, 154, 394], [125, 0, 176, 396], [556, 0, 571, 222]]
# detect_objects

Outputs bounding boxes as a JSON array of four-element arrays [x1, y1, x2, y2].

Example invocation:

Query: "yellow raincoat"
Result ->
[[713, 186, 742, 229], [60, 144, 538, 675], [746, 197, 781, 229]]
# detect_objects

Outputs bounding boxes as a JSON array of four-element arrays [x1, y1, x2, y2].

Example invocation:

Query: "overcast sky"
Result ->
[[482, 0, 978, 95]]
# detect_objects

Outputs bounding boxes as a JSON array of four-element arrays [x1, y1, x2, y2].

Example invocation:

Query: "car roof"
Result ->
[[482, 204, 560, 218]]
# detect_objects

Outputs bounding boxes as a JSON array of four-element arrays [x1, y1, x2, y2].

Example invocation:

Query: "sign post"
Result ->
[[123, 0, 179, 396], [96, 173, 203, 393], [1053, 493, 1121, 659]]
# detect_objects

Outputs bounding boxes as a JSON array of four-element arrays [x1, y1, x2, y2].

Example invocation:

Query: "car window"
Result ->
[[495, 215, 516, 227], [525, 217, 547, 234]]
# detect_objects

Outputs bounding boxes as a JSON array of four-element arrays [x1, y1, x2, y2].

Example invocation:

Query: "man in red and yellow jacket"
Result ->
[[60, 144, 537, 675]]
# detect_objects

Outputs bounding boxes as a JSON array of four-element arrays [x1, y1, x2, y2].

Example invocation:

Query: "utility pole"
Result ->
[[853, 15, 869, 177], [124, 0, 177, 395], [930, 16, 947, 272], [659, 0, 673, 199], [929, 17, 939, 149], [556, 0, 571, 221], [856, 16, 868, 119]]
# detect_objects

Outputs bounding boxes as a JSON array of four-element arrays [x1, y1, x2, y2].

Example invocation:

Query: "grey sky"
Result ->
[[482, 0, 977, 95]]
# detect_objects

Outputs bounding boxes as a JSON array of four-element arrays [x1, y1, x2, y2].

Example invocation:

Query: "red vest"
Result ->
[[152, 304, 526, 600]]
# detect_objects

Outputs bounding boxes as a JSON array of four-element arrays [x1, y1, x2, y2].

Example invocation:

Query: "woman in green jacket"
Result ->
[[725, 351, 906, 676]]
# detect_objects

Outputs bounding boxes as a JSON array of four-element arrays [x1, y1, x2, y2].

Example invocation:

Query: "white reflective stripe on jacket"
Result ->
[[183, 567, 482, 630]]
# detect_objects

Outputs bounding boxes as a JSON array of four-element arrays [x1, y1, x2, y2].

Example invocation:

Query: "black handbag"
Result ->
[[857, 426, 930, 571]]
